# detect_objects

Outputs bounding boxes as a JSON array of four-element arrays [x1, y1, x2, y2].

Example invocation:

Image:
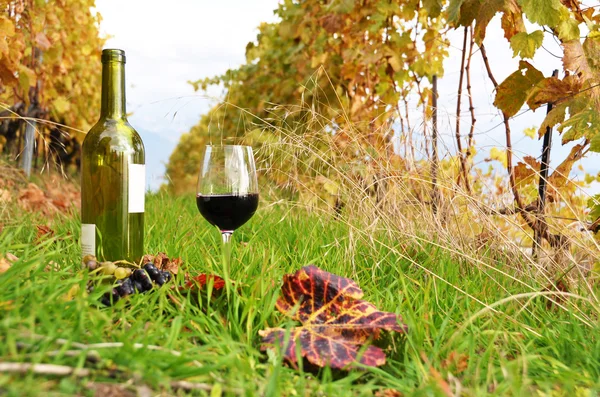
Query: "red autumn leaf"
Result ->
[[185, 274, 226, 290], [259, 265, 407, 369]]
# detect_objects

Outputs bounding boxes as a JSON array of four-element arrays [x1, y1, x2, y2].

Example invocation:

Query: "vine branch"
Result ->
[[480, 44, 567, 248], [454, 26, 471, 193]]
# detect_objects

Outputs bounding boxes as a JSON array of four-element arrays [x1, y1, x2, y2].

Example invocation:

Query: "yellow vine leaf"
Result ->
[[489, 147, 508, 168], [509, 30, 544, 59]]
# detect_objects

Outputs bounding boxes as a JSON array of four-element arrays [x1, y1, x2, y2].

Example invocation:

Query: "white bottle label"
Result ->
[[81, 223, 96, 257], [128, 163, 145, 213]]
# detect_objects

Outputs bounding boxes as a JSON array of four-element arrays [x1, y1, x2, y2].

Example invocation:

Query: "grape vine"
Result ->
[[166, 0, 600, 251], [0, 0, 104, 170]]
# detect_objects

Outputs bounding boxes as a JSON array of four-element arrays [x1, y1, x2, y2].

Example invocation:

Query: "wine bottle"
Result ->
[[81, 49, 145, 263]]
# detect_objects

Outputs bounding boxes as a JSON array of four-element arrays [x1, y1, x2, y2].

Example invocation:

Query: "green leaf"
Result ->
[[18, 65, 36, 97], [587, 131, 600, 151], [557, 17, 581, 42], [473, 0, 505, 43], [423, 0, 442, 18], [334, 0, 355, 14], [494, 61, 544, 117], [53, 96, 71, 113], [447, 0, 464, 24], [538, 100, 567, 138], [559, 106, 600, 146], [457, 0, 481, 26], [509, 30, 544, 59], [583, 36, 600, 75], [518, 0, 567, 28], [588, 194, 600, 221]]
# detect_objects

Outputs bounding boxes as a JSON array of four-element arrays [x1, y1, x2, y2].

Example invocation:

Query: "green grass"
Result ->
[[1, 192, 599, 396]]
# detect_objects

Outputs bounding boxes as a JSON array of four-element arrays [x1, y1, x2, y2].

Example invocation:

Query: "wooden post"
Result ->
[[21, 48, 42, 178], [20, 118, 36, 177]]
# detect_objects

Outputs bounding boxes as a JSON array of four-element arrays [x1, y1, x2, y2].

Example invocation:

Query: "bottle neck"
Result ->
[[100, 61, 126, 119]]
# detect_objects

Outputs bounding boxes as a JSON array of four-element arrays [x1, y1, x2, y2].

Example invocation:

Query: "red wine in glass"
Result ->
[[196, 193, 259, 232], [196, 145, 259, 282]]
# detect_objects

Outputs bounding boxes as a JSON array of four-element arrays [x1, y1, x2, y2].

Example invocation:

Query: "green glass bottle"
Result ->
[[81, 49, 145, 263]]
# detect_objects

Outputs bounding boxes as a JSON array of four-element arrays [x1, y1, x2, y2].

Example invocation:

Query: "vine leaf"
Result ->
[[560, 106, 600, 145], [518, 0, 568, 28], [494, 61, 544, 117], [538, 101, 568, 138], [514, 156, 541, 186], [447, 0, 465, 24], [422, 0, 443, 18], [557, 17, 581, 41], [548, 144, 585, 189], [259, 265, 407, 369], [563, 38, 600, 83], [501, 0, 526, 41], [510, 30, 544, 59], [488, 147, 508, 168], [34, 32, 51, 51], [526, 75, 582, 110], [474, 0, 505, 43]]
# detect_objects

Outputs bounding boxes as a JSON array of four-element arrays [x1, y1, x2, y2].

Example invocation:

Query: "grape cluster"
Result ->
[[83, 255, 134, 280], [100, 263, 172, 306]]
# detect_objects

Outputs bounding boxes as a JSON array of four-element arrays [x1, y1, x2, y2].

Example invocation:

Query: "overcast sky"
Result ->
[[95, 0, 280, 190], [94, 1, 598, 196]]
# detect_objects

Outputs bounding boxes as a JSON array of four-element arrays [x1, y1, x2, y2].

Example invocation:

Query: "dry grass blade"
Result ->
[[0, 362, 90, 377]]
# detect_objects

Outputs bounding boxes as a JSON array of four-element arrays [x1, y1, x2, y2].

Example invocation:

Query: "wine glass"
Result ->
[[196, 145, 259, 277]]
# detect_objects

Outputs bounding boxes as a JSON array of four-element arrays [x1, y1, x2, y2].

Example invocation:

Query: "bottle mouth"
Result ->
[[102, 49, 126, 63]]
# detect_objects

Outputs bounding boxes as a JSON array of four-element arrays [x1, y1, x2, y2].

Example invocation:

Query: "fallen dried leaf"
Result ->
[[163, 257, 182, 275], [441, 351, 469, 374], [259, 265, 407, 369], [140, 252, 182, 274], [36, 225, 55, 240], [5, 253, 18, 262], [87, 382, 135, 397], [18, 183, 54, 215], [44, 261, 60, 272], [429, 366, 452, 397], [375, 389, 403, 397], [0, 258, 11, 273], [0, 189, 11, 203]]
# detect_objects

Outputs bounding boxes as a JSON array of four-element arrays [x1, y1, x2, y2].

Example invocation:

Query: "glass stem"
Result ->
[[221, 231, 233, 294]]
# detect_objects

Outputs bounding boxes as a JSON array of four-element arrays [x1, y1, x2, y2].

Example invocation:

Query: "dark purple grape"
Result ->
[[133, 280, 144, 293], [116, 278, 135, 296], [143, 263, 161, 282], [101, 289, 120, 306], [132, 269, 153, 292], [161, 271, 172, 283], [154, 274, 166, 286]]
